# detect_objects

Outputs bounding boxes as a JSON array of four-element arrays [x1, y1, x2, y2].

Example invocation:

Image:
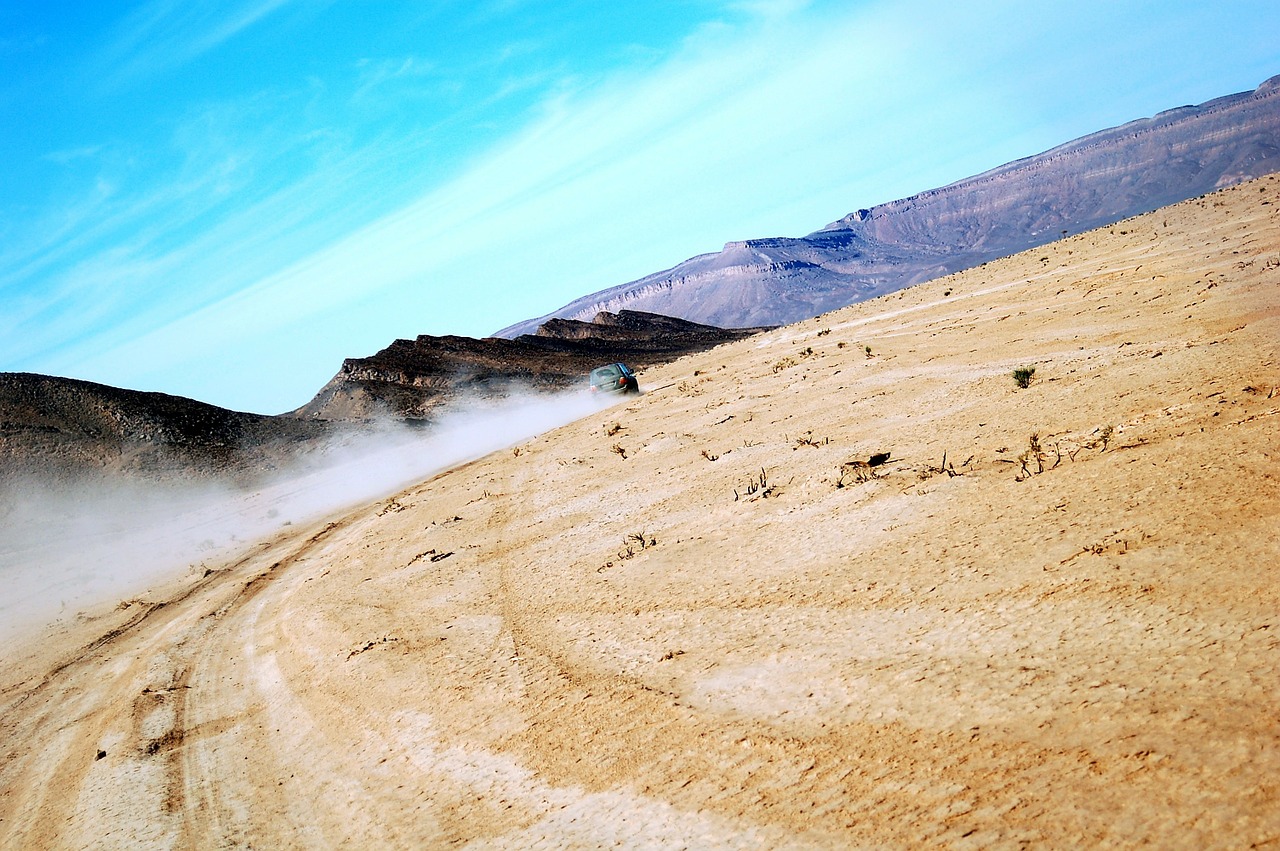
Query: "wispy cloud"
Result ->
[[40, 145, 104, 166], [351, 56, 442, 104], [96, 0, 301, 85]]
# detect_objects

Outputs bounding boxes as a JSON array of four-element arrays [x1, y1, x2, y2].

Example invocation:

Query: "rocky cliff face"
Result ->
[[496, 75, 1280, 337], [295, 310, 769, 420]]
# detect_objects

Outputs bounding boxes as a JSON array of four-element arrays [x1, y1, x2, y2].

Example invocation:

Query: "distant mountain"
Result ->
[[496, 74, 1280, 337], [296, 310, 769, 420]]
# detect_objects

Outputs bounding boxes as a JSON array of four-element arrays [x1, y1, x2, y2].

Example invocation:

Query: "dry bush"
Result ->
[[734, 468, 776, 501], [772, 357, 798, 373]]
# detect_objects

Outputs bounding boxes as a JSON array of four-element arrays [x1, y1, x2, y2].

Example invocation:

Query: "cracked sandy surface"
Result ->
[[2, 175, 1278, 848]]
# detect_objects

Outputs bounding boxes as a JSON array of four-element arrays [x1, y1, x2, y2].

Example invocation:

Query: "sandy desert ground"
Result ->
[[1, 175, 1278, 848]]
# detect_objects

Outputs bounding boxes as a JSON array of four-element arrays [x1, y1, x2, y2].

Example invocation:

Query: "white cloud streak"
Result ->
[[97, 0, 302, 86]]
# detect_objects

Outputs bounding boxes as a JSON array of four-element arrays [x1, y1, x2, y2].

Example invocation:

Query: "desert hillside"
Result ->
[[1, 176, 1277, 847]]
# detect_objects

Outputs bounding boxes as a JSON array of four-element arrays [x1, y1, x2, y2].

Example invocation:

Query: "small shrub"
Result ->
[[617, 531, 657, 560], [837, 461, 877, 487], [1012, 366, 1036, 388], [1086, 424, 1115, 452], [792, 431, 827, 449], [1015, 433, 1056, 481], [734, 468, 776, 501]]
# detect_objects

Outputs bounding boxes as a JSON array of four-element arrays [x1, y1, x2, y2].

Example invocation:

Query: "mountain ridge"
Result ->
[[295, 310, 770, 420], [0, 372, 331, 484], [495, 74, 1280, 337], [0, 311, 769, 480]]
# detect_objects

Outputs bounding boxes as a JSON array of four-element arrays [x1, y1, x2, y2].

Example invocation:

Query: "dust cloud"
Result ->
[[0, 388, 617, 641]]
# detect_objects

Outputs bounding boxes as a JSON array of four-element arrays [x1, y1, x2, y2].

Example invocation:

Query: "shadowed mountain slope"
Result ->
[[0, 373, 331, 483], [497, 74, 1280, 337], [295, 310, 769, 420], [2, 312, 767, 478]]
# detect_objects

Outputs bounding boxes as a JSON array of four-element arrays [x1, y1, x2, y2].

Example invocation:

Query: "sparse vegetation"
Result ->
[[599, 530, 658, 572], [734, 468, 776, 501], [618, 531, 656, 560], [377, 499, 407, 516], [792, 431, 827, 449], [604, 422, 623, 436], [1012, 366, 1036, 388], [1017, 433, 1045, 480], [837, 460, 878, 487], [776, 348, 819, 373], [611, 443, 628, 459], [1087, 424, 1115, 451], [1011, 433, 1067, 480], [929, 451, 963, 479]]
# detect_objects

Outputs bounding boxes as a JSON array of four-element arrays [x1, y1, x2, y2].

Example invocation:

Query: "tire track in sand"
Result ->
[[0, 516, 346, 848]]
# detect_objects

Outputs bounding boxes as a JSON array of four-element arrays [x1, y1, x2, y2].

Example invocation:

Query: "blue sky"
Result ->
[[2, 0, 1278, 414]]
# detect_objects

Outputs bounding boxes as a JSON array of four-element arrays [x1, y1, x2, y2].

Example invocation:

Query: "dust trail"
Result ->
[[0, 388, 619, 641]]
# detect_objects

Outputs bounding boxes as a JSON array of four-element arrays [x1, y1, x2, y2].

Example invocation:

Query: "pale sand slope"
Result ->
[[1, 175, 1277, 848]]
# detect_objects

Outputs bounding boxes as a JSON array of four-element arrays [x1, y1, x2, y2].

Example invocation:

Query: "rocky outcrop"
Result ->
[[295, 311, 769, 420], [1, 312, 767, 478], [496, 75, 1280, 337]]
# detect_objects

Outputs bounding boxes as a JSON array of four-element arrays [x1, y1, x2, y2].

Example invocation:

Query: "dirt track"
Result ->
[[2, 176, 1278, 848]]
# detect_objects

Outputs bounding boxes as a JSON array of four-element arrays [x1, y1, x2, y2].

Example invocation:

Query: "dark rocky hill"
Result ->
[[1, 312, 765, 480], [295, 310, 769, 420], [497, 74, 1280, 336], [0, 373, 330, 484]]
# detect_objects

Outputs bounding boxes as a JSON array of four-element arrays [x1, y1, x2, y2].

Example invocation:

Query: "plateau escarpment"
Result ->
[[498, 74, 1280, 336]]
